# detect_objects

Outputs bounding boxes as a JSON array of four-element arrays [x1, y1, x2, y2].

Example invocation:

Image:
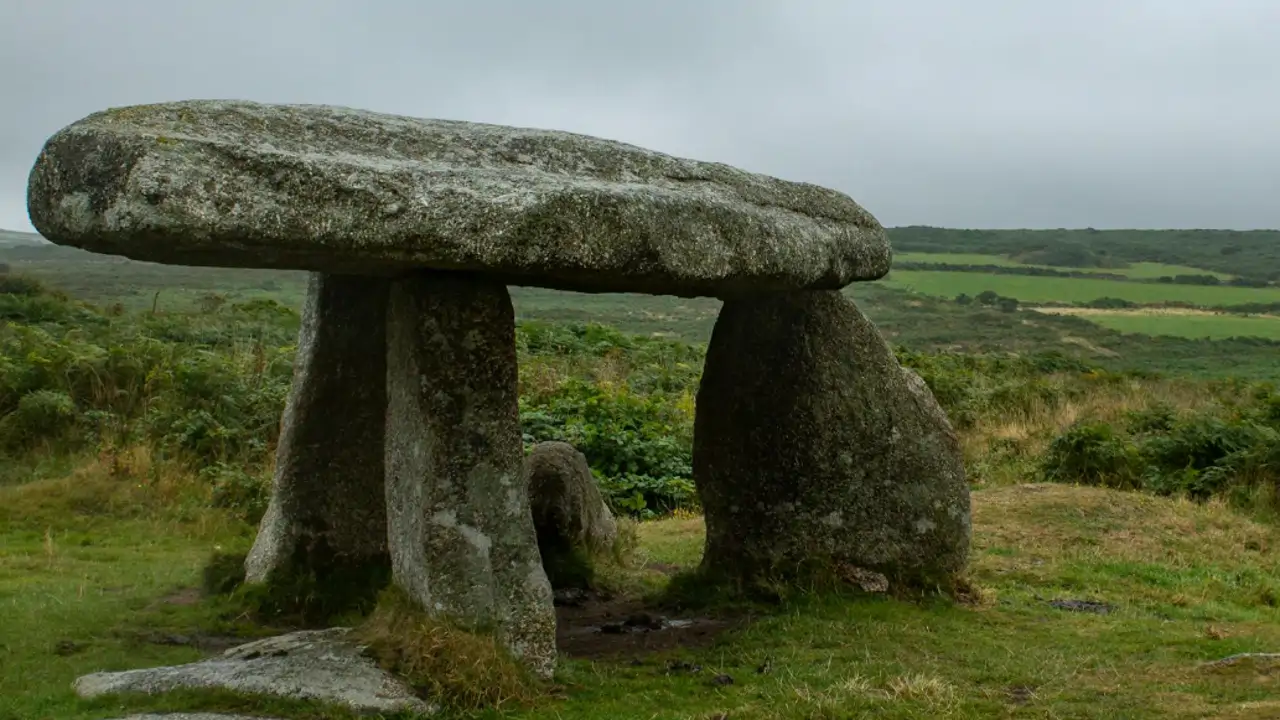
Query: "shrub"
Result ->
[[7, 271, 1279, 527], [0, 273, 45, 296], [1141, 415, 1270, 478], [1043, 392, 1280, 511], [202, 462, 271, 524], [0, 389, 77, 449], [1041, 421, 1142, 489], [1124, 404, 1178, 434], [519, 379, 696, 518]]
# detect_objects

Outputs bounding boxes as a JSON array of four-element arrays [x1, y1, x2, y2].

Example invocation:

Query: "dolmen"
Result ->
[[27, 100, 970, 680]]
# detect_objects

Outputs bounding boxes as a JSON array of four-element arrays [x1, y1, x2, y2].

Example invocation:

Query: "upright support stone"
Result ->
[[245, 273, 391, 599], [693, 291, 971, 589], [384, 272, 556, 678]]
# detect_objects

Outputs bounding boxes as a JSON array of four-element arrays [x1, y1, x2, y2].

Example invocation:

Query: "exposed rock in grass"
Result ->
[[73, 628, 434, 716], [525, 441, 619, 589]]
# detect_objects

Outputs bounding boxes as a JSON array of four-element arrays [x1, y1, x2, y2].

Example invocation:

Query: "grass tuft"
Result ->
[[353, 586, 544, 712]]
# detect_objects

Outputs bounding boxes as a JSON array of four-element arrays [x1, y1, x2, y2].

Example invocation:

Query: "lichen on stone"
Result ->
[[693, 290, 971, 591], [26, 99, 891, 298]]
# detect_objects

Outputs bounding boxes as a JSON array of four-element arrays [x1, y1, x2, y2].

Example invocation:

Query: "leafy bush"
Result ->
[[202, 462, 271, 524], [896, 349, 1092, 429], [1042, 393, 1280, 510], [519, 379, 696, 518], [1041, 421, 1141, 489], [0, 273, 46, 296], [0, 390, 77, 449], [1124, 404, 1177, 434]]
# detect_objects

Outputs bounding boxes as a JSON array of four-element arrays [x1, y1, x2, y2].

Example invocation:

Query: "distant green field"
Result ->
[[892, 251, 1232, 280], [882, 270, 1280, 307], [1033, 310, 1280, 341], [6, 247, 1280, 380]]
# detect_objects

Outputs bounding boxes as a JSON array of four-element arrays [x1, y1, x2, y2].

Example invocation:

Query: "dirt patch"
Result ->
[[137, 583, 736, 663], [554, 592, 736, 660]]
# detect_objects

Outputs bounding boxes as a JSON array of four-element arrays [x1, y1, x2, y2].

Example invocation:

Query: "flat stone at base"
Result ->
[[74, 629, 435, 716]]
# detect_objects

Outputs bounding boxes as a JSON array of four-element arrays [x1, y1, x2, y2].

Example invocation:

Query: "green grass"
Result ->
[[893, 252, 1234, 280], [889, 226, 1280, 282], [6, 461, 1280, 719], [894, 251, 1033, 267], [1034, 310, 1280, 341], [882, 270, 1280, 307]]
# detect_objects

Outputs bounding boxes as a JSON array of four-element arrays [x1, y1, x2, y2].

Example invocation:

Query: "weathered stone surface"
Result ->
[[26, 100, 890, 298], [74, 629, 435, 716], [384, 272, 556, 677], [244, 273, 390, 600], [693, 291, 971, 587], [524, 441, 619, 588]]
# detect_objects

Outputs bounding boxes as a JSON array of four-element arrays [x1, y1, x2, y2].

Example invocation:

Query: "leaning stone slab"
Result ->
[[73, 628, 434, 716], [385, 272, 557, 678], [27, 100, 890, 298], [693, 291, 971, 587], [244, 272, 390, 596]]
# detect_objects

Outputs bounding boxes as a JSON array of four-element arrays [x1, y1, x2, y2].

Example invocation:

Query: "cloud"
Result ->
[[2, 0, 1278, 233]]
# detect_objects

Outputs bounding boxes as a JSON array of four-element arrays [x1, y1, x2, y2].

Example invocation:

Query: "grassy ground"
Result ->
[[893, 252, 1233, 280], [883, 270, 1280, 307], [5, 251, 1280, 718], [4, 457, 1280, 720]]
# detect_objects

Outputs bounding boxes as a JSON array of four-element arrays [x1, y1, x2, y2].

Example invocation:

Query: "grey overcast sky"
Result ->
[[2, 0, 1278, 233]]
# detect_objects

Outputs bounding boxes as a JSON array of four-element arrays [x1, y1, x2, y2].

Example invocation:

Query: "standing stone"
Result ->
[[245, 273, 390, 604], [524, 441, 619, 589], [384, 272, 556, 677], [693, 291, 971, 589]]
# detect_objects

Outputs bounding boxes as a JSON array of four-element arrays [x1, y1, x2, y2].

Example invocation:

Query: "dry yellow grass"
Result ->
[[957, 375, 1222, 486], [0, 445, 234, 538], [972, 483, 1277, 567]]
